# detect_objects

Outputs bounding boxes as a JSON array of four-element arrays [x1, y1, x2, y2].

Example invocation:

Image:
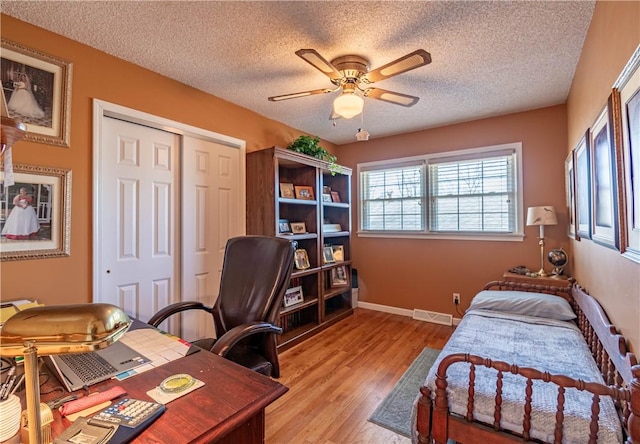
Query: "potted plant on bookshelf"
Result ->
[[287, 135, 340, 175]]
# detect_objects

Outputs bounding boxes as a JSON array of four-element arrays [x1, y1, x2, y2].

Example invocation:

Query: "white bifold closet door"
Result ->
[[97, 116, 243, 341]]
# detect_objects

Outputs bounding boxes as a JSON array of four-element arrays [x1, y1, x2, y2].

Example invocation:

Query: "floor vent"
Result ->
[[412, 309, 453, 326]]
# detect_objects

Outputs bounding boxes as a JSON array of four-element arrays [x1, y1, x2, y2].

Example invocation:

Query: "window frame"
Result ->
[[357, 142, 524, 241]]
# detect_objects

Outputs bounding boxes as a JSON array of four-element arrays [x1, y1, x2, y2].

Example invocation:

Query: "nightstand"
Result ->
[[502, 272, 572, 287]]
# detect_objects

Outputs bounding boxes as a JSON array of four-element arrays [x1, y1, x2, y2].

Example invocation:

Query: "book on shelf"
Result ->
[[323, 224, 342, 233]]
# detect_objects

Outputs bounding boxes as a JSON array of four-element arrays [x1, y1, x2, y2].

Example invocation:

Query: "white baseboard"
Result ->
[[356, 301, 413, 317], [357, 301, 459, 327]]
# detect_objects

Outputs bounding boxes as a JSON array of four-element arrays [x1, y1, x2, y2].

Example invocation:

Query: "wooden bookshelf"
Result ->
[[246, 147, 353, 350]]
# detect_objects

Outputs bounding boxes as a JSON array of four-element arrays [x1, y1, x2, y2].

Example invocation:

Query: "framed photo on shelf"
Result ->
[[613, 45, 640, 262], [565, 152, 579, 240], [589, 100, 619, 250], [322, 246, 335, 264], [290, 221, 307, 234], [574, 131, 591, 239], [323, 186, 331, 194], [1, 39, 72, 147], [0, 163, 72, 261], [279, 182, 295, 198], [294, 248, 310, 270], [322, 194, 332, 202], [332, 245, 344, 262], [283, 285, 304, 307], [294, 185, 314, 200], [330, 191, 341, 202], [278, 218, 292, 234], [330, 266, 349, 287]]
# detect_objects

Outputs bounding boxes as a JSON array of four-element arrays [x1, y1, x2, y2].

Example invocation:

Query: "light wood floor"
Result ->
[[265, 308, 454, 444]]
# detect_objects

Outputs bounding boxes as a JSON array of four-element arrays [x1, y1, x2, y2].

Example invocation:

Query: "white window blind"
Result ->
[[361, 163, 425, 231], [358, 143, 522, 239], [429, 151, 516, 233]]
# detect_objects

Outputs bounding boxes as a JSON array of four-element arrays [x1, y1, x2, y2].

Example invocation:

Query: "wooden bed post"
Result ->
[[417, 386, 433, 443], [630, 365, 640, 444]]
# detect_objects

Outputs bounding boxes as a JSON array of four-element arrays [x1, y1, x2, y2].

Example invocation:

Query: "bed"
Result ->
[[412, 281, 640, 444]]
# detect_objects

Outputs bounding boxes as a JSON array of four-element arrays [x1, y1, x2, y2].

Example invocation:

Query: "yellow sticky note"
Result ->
[[0, 305, 18, 323]]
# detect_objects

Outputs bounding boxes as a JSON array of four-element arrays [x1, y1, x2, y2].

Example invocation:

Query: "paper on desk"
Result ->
[[146, 378, 204, 405], [114, 328, 192, 380]]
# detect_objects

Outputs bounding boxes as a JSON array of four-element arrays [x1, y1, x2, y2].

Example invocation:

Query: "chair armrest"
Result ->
[[211, 322, 283, 356], [148, 301, 213, 327]]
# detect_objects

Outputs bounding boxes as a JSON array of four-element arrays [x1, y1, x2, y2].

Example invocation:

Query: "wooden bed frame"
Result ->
[[415, 280, 640, 444]]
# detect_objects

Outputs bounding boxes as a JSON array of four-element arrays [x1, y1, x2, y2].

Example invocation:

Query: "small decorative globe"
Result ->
[[548, 248, 568, 275]]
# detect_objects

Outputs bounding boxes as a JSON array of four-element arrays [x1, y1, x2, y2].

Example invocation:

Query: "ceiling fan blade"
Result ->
[[361, 49, 432, 84], [363, 88, 420, 107], [268, 87, 335, 102], [295, 49, 343, 82]]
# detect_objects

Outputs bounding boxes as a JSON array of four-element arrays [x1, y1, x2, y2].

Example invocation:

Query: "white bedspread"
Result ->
[[412, 309, 622, 444]]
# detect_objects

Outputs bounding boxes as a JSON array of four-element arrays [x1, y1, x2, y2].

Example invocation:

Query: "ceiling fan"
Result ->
[[268, 48, 432, 119]]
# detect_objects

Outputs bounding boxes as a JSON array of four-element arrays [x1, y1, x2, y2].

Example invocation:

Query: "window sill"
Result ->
[[356, 231, 525, 242]]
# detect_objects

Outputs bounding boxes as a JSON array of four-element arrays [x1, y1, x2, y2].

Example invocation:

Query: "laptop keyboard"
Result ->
[[59, 352, 117, 384]]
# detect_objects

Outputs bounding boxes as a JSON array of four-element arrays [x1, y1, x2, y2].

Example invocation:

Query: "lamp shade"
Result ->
[[0, 303, 131, 357], [526, 206, 558, 226], [333, 92, 363, 119]]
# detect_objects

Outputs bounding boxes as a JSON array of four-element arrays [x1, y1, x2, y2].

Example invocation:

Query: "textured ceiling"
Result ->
[[1, 1, 595, 145]]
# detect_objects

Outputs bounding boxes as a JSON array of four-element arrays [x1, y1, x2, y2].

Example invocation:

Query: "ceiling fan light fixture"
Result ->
[[333, 92, 364, 119]]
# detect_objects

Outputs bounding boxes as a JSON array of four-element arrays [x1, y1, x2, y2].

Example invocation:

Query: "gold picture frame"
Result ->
[[279, 182, 294, 198], [294, 248, 310, 270], [613, 44, 640, 263], [322, 246, 335, 264], [1, 39, 73, 147], [332, 245, 344, 262], [1, 163, 72, 261]]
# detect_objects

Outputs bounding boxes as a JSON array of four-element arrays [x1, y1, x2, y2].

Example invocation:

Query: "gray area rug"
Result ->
[[369, 347, 441, 438]]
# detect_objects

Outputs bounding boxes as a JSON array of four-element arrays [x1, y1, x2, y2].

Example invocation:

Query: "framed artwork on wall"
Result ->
[[613, 44, 640, 263], [0, 39, 72, 147], [589, 99, 619, 250], [565, 152, 579, 240], [0, 163, 72, 261], [574, 131, 591, 240]]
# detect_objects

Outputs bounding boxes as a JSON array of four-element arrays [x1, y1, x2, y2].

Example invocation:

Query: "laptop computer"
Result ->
[[45, 341, 150, 392]]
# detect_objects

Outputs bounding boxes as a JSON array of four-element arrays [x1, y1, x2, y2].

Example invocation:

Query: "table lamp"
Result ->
[[526, 206, 558, 277], [0, 304, 131, 444]]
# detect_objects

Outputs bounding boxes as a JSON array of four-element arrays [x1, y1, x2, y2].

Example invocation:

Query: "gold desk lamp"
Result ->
[[526, 205, 558, 277], [0, 304, 131, 444]]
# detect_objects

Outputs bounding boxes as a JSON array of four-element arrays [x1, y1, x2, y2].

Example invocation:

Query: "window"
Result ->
[[358, 143, 523, 240]]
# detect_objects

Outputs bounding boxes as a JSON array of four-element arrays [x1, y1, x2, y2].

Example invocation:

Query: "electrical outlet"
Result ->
[[453, 293, 461, 305]]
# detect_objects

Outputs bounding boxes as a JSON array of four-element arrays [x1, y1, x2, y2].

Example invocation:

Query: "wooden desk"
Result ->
[[502, 271, 572, 287], [41, 344, 288, 443]]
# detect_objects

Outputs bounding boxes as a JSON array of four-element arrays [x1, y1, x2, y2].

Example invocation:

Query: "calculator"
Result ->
[[55, 398, 165, 444], [89, 398, 165, 442]]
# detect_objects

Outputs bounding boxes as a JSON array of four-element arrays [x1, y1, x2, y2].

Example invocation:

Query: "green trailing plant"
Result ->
[[287, 135, 340, 175]]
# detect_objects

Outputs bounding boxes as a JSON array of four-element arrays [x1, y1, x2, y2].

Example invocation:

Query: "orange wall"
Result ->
[[0, 15, 334, 305], [337, 105, 571, 316], [565, 1, 640, 351]]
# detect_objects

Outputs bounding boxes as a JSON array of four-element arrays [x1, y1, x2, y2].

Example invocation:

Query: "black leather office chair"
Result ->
[[148, 235, 295, 378]]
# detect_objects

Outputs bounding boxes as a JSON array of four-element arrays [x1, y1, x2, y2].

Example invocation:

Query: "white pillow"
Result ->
[[469, 290, 576, 321]]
